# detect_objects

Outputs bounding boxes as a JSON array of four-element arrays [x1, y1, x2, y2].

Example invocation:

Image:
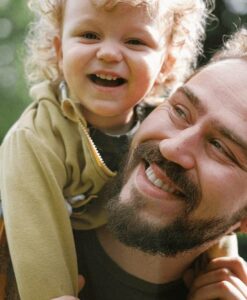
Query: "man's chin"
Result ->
[[106, 194, 234, 256]]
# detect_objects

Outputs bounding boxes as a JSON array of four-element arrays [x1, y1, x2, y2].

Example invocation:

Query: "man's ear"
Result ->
[[53, 36, 63, 72], [239, 218, 247, 233]]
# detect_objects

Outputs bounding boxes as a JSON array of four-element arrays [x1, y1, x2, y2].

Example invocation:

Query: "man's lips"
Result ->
[[144, 162, 186, 198], [88, 73, 127, 87], [128, 142, 200, 212]]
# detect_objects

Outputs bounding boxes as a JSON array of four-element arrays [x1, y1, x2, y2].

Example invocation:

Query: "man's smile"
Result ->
[[133, 162, 185, 206], [127, 142, 200, 212], [145, 163, 185, 197]]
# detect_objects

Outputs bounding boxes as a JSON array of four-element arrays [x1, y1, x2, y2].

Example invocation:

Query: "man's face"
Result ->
[[106, 58, 247, 256]]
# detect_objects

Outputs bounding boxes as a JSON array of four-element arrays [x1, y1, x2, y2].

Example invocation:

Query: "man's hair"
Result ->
[[188, 27, 247, 81], [211, 27, 247, 62], [25, 0, 214, 99]]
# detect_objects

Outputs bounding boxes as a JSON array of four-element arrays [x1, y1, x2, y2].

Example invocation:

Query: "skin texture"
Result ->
[[106, 58, 247, 298], [55, 0, 169, 131], [187, 257, 247, 299], [55, 58, 247, 300], [131, 59, 247, 227]]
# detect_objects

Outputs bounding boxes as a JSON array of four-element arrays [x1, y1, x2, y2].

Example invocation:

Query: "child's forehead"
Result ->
[[92, 0, 156, 8], [62, 0, 175, 20], [91, 0, 171, 15]]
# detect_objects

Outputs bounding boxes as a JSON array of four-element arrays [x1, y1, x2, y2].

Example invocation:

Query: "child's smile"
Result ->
[[55, 0, 167, 129], [87, 72, 127, 88]]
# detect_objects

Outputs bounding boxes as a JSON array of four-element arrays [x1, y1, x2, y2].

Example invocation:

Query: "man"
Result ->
[[57, 29, 247, 300]]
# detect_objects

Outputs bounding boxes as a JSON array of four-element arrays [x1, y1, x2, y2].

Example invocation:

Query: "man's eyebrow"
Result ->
[[177, 86, 206, 114], [215, 123, 247, 171], [177, 86, 247, 168], [216, 122, 247, 157]]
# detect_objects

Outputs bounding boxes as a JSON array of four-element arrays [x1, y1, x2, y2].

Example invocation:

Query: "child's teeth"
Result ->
[[96, 74, 117, 80]]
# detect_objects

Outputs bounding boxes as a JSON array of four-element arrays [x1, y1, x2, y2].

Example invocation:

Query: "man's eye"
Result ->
[[209, 139, 234, 160], [210, 139, 225, 152], [173, 105, 188, 120], [82, 32, 99, 40]]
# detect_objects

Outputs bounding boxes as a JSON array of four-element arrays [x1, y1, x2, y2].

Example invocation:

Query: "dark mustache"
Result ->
[[132, 141, 201, 212]]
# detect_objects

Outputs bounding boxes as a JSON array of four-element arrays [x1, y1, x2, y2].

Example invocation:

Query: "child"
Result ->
[[0, 0, 211, 298]]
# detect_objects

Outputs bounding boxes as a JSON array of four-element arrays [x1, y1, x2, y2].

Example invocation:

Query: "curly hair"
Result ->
[[211, 27, 247, 62], [24, 0, 215, 99]]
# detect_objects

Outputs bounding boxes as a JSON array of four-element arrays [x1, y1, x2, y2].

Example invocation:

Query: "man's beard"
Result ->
[[103, 141, 242, 256]]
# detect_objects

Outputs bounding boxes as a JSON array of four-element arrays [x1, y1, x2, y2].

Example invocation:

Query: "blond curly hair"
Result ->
[[25, 0, 215, 98]]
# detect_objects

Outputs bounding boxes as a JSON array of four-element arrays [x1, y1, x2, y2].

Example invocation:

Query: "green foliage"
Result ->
[[1, 0, 247, 143], [0, 0, 32, 143], [238, 233, 247, 261]]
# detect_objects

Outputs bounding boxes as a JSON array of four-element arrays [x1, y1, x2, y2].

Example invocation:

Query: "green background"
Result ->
[[0, 0, 31, 142], [1, 0, 247, 143], [0, 0, 247, 260]]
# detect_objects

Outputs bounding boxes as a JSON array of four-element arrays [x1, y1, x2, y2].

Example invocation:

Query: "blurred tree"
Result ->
[[0, 0, 247, 261], [1, 0, 247, 142], [0, 0, 31, 142], [200, 0, 247, 65]]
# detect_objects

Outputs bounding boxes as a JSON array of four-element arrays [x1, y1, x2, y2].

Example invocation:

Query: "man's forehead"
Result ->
[[184, 58, 247, 110], [187, 58, 247, 85]]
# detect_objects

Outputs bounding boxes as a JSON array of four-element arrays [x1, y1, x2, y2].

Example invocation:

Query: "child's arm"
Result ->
[[51, 275, 85, 300], [1, 129, 78, 299]]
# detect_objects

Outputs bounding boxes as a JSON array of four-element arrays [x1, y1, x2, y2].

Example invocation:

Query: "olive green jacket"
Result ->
[[0, 81, 116, 299]]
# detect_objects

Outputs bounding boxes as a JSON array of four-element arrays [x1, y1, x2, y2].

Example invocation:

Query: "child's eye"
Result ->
[[81, 32, 99, 40], [126, 39, 146, 46]]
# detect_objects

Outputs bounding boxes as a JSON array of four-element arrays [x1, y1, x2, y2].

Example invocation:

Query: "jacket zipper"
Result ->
[[78, 119, 116, 177]]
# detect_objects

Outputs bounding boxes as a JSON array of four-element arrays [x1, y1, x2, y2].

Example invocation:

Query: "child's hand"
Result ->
[[51, 275, 85, 300], [187, 257, 247, 299]]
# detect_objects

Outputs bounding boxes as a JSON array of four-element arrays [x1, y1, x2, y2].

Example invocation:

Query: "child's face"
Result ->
[[56, 0, 168, 129]]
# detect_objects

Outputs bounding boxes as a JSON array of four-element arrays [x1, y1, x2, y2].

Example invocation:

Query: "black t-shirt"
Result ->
[[89, 103, 156, 172], [74, 230, 188, 300]]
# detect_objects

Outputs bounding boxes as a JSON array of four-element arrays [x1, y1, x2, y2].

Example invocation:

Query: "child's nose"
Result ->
[[96, 41, 123, 63], [159, 129, 198, 170]]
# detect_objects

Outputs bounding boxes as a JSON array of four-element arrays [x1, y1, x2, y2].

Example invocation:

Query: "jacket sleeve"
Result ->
[[0, 128, 78, 299]]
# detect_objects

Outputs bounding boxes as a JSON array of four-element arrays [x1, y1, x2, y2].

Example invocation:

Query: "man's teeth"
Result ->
[[96, 73, 118, 81], [145, 166, 177, 193]]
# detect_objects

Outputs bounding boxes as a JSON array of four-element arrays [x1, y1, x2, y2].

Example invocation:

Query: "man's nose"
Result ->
[[96, 41, 123, 63], [159, 129, 198, 170]]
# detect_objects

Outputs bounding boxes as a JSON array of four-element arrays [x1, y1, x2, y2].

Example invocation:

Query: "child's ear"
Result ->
[[156, 54, 176, 84], [239, 218, 247, 233], [53, 36, 63, 72], [161, 54, 176, 76]]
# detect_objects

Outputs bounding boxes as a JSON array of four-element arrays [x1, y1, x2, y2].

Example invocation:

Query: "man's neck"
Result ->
[[96, 226, 207, 284]]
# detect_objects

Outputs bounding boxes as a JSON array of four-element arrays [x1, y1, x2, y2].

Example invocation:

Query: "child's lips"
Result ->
[[88, 74, 127, 87]]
